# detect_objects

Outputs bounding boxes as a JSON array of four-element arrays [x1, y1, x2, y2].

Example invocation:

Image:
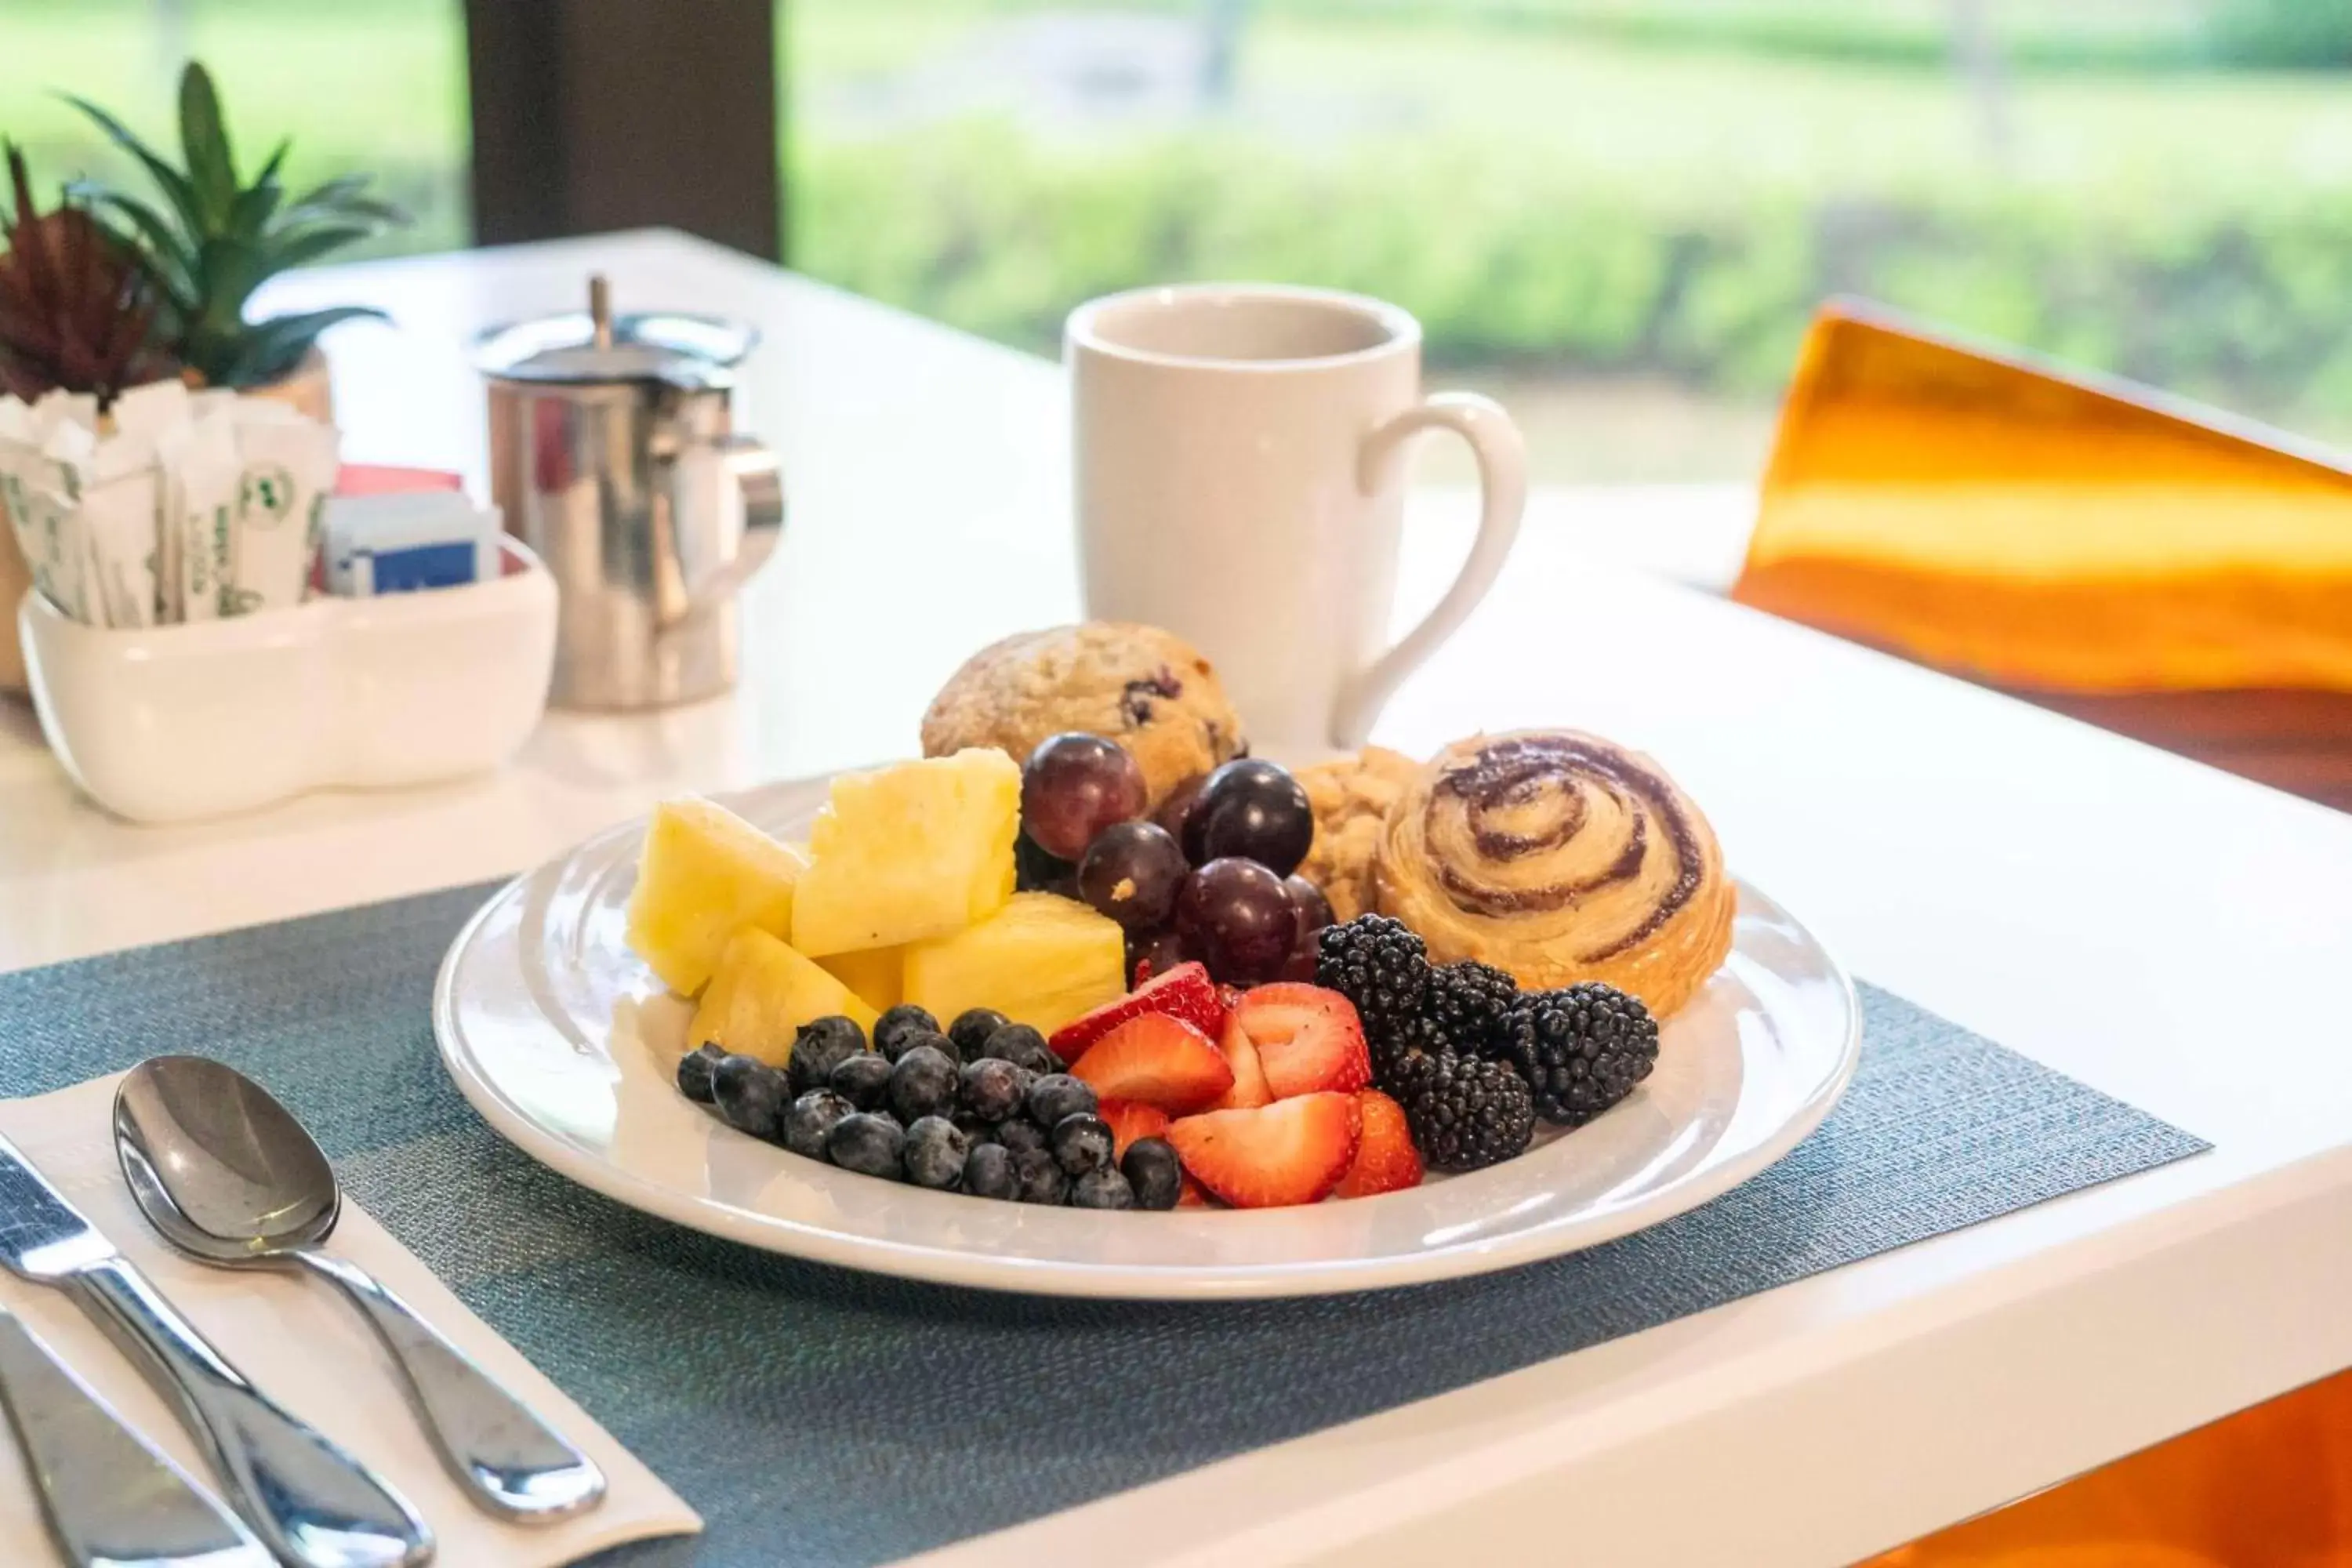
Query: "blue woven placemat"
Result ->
[[0, 882, 2206, 1567]]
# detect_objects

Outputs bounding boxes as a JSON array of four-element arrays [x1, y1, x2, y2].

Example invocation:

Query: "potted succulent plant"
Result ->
[[0, 60, 406, 688], [63, 60, 409, 420]]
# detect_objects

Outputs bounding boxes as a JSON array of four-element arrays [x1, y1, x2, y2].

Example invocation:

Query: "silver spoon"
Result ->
[[113, 1057, 607, 1525]]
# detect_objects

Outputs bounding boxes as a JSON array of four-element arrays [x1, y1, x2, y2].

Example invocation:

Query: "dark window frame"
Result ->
[[463, 0, 783, 260]]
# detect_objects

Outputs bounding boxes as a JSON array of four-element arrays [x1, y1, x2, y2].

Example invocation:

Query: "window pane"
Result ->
[[2, 0, 468, 258], [786, 1, 2352, 481]]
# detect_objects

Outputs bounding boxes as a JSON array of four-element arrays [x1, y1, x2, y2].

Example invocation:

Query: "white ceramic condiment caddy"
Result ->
[[18, 537, 557, 824]]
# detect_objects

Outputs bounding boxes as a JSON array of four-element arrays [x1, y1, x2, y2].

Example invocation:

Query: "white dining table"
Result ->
[[4, 230, 2350, 1567]]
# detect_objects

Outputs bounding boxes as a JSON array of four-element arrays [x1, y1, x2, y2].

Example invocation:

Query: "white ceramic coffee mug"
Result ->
[[1068, 283, 1525, 752]]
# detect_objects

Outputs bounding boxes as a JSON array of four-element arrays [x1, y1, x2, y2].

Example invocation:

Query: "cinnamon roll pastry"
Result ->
[[1372, 730, 1734, 1017]]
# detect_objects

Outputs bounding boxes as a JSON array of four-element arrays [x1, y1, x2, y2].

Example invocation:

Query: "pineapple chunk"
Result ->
[[902, 893, 1125, 1036], [626, 797, 808, 995], [819, 946, 903, 1013], [687, 928, 880, 1067], [789, 749, 1020, 956]]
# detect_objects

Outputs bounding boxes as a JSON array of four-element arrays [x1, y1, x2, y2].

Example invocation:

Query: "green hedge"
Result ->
[[795, 123, 2352, 424]]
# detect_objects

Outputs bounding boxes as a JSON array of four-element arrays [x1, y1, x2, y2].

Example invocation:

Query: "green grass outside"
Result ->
[[9, 0, 2352, 472]]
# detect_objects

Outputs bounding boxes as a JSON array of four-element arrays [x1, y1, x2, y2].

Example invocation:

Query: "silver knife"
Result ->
[[0, 1307, 271, 1567], [0, 1134, 433, 1568]]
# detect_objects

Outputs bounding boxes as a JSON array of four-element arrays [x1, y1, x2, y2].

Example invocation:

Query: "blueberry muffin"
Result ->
[[920, 622, 1246, 804], [1298, 746, 1421, 921]]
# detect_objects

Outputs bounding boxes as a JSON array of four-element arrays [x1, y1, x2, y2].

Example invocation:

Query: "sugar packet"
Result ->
[[0, 416, 96, 624], [78, 427, 160, 629], [155, 412, 238, 622], [223, 406, 339, 616]]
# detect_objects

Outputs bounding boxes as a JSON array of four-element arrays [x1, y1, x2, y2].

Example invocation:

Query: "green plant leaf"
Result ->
[[59, 93, 207, 240], [217, 305, 385, 387], [229, 171, 283, 237], [280, 173, 410, 230], [256, 223, 376, 275], [252, 137, 289, 190], [74, 188, 201, 313], [176, 62, 237, 230]]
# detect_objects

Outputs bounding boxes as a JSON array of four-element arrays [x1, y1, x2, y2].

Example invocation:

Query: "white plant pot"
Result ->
[[17, 537, 557, 824]]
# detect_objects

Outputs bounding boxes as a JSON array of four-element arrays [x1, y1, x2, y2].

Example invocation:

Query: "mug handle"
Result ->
[[1331, 392, 1527, 749]]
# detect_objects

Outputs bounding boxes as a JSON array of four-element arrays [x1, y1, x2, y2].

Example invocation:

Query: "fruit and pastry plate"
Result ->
[[434, 622, 1859, 1298]]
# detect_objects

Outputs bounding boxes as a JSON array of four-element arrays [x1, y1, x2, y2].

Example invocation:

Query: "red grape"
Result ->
[[1127, 927, 1189, 987], [1284, 875, 1334, 937], [1152, 774, 1208, 860], [1021, 734, 1145, 859], [1078, 822, 1187, 931], [1192, 760, 1313, 877], [1175, 858, 1299, 985]]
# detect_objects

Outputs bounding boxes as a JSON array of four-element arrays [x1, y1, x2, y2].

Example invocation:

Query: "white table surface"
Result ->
[[5, 230, 2351, 1567]]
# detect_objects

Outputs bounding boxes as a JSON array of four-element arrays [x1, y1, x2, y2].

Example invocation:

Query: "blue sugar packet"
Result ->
[[325, 492, 502, 597]]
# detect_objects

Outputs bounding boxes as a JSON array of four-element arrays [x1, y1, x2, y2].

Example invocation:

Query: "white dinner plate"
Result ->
[[433, 774, 1860, 1300]]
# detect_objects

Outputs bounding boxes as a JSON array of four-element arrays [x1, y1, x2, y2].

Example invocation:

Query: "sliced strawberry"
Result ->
[[1175, 1173, 1213, 1207], [1098, 1097, 1173, 1157], [1227, 983, 1370, 1100], [1333, 1091, 1423, 1199], [1207, 1012, 1273, 1111], [1166, 1092, 1361, 1209], [1050, 961, 1222, 1060], [1069, 1013, 1234, 1114]]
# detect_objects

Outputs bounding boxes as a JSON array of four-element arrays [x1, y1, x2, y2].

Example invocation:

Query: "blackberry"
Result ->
[[1316, 915, 1430, 1047], [1421, 961, 1519, 1054], [1367, 1014, 1449, 1096], [1402, 1054, 1535, 1172], [1494, 982, 1660, 1127]]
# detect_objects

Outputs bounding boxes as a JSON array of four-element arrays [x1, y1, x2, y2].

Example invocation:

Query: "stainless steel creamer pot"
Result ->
[[476, 277, 782, 709]]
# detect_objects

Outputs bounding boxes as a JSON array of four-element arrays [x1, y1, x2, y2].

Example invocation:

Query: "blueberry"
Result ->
[[889, 1044, 959, 1123], [829, 1051, 893, 1111], [712, 1055, 786, 1138], [994, 1117, 1048, 1156], [1069, 1167, 1135, 1210], [1050, 1112, 1115, 1176], [873, 1004, 940, 1060], [952, 1108, 997, 1145], [675, 1043, 726, 1104], [887, 1026, 956, 1070], [782, 1090, 855, 1160], [964, 1142, 1018, 1200], [1120, 1138, 1182, 1210], [958, 1058, 1034, 1123], [1013, 1147, 1068, 1205], [788, 1016, 869, 1097], [901, 1116, 968, 1189], [826, 1112, 906, 1179], [985, 1023, 1060, 1076], [1026, 1073, 1098, 1129], [949, 1007, 1012, 1062]]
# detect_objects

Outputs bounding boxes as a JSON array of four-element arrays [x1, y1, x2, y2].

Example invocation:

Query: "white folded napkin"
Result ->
[[0, 1076, 701, 1566]]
